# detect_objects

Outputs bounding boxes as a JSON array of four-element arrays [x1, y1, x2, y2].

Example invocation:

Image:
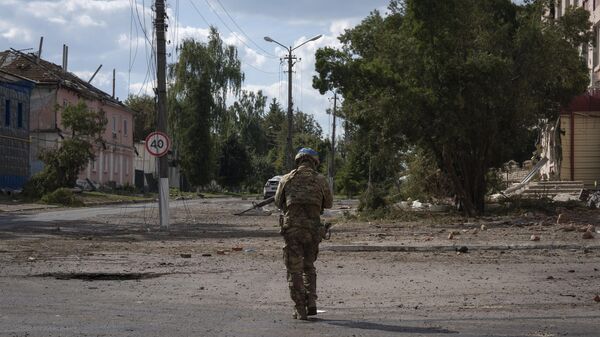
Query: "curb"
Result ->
[[321, 243, 600, 253]]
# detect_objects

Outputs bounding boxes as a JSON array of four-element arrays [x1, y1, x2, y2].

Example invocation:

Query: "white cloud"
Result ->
[[330, 19, 353, 37], [77, 15, 106, 27], [129, 81, 155, 96], [23, 0, 127, 27], [177, 26, 211, 42], [72, 70, 112, 87], [0, 20, 33, 42], [116, 33, 147, 50], [243, 47, 266, 67]]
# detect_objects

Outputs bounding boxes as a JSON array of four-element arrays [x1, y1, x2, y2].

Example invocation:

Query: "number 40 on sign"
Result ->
[[145, 131, 171, 157]]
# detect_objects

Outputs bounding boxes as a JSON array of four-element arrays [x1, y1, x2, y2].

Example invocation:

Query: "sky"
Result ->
[[0, 0, 390, 137]]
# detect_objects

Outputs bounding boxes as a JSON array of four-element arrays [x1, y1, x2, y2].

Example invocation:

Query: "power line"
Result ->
[[187, 0, 279, 75], [213, 0, 277, 58], [202, 0, 277, 60]]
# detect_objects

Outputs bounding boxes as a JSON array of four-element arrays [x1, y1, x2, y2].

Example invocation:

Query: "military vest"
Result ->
[[284, 168, 323, 208]]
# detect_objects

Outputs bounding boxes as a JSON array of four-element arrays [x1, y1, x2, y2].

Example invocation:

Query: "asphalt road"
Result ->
[[1, 198, 599, 336]]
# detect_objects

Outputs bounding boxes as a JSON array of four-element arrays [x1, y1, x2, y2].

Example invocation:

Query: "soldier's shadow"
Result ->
[[313, 318, 458, 334]]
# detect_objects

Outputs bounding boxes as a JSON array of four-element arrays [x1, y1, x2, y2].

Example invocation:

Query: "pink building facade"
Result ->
[[0, 50, 134, 187]]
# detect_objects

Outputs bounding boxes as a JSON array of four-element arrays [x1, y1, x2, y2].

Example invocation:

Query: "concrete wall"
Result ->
[[0, 81, 30, 189]]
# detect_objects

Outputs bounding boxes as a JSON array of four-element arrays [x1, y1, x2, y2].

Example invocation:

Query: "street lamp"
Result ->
[[264, 34, 323, 171]]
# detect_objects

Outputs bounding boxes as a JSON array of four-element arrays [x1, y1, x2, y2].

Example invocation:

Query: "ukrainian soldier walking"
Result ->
[[274, 148, 333, 320]]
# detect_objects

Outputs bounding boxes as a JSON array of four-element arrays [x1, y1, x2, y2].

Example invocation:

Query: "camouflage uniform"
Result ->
[[274, 161, 333, 319]]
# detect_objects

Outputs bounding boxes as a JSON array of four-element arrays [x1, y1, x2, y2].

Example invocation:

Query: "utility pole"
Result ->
[[329, 92, 337, 193], [155, 0, 169, 229], [285, 50, 296, 171], [264, 34, 322, 171]]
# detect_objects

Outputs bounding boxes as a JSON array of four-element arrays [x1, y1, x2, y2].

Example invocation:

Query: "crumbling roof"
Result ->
[[0, 50, 127, 109]]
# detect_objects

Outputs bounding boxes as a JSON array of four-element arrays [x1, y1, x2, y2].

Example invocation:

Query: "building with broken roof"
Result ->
[[0, 71, 33, 190], [0, 50, 134, 188]]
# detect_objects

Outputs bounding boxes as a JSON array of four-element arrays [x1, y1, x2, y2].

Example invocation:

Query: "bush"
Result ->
[[399, 148, 451, 202], [41, 188, 82, 206], [22, 171, 60, 199], [359, 184, 388, 212]]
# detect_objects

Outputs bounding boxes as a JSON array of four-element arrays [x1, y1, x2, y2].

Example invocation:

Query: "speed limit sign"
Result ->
[[145, 131, 171, 157]]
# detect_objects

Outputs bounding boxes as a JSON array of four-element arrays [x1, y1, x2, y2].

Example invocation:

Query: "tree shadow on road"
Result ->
[[316, 319, 458, 334]]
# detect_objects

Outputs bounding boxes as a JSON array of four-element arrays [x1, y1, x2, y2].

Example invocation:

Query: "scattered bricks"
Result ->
[[530, 234, 541, 242]]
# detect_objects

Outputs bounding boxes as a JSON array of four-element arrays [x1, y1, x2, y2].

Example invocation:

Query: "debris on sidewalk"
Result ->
[[587, 191, 600, 209]]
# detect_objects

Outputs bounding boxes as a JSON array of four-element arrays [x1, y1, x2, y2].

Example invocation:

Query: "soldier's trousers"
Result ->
[[283, 228, 320, 309]]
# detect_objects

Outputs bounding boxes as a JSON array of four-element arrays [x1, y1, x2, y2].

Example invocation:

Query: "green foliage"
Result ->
[[217, 134, 251, 190], [125, 94, 155, 142], [358, 183, 388, 213], [399, 148, 450, 202], [169, 27, 243, 187], [313, 0, 592, 215], [41, 188, 82, 206], [24, 102, 106, 197]]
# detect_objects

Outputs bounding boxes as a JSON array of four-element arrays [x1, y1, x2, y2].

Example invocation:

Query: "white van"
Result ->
[[263, 175, 282, 199]]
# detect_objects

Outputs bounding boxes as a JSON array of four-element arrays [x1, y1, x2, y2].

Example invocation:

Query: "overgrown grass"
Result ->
[[80, 191, 151, 204]]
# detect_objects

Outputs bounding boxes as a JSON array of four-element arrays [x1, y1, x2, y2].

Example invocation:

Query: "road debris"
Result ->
[[594, 295, 600, 303], [232, 247, 243, 252], [587, 191, 600, 209], [180, 253, 192, 258], [530, 234, 540, 241], [582, 231, 594, 239], [456, 246, 468, 253]]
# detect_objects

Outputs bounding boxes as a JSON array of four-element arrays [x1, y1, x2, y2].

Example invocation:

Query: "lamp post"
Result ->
[[264, 34, 322, 171]]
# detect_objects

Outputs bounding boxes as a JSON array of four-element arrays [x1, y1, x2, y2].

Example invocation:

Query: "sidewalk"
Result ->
[[0, 203, 57, 212]]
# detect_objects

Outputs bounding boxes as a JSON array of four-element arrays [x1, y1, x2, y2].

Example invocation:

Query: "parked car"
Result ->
[[263, 175, 282, 199]]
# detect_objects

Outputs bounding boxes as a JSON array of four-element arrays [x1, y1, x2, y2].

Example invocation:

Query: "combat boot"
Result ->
[[293, 305, 308, 320], [304, 273, 318, 316], [290, 273, 308, 320]]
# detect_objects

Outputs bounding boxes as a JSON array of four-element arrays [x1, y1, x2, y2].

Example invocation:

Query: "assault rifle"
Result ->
[[234, 196, 275, 215], [234, 197, 333, 240]]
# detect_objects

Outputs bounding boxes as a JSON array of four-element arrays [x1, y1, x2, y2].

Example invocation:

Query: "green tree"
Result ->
[[217, 133, 251, 190], [26, 101, 107, 197], [169, 27, 244, 187], [125, 94, 155, 142], [314, 0, 591, 215]]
